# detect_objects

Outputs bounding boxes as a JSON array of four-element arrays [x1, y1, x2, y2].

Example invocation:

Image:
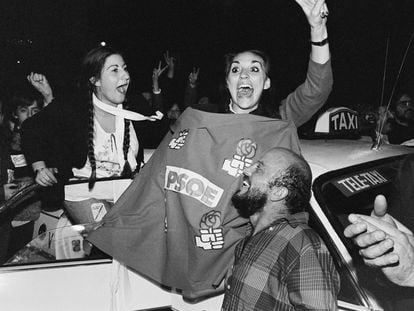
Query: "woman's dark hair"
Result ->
[[220, 49, 279, 118], [223, 49, 271, 79], [78, 46, 132, 189]]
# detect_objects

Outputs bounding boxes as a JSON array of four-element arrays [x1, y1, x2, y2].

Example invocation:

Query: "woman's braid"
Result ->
[[121, 118, 132, 177], [87, 95, 97, 190]]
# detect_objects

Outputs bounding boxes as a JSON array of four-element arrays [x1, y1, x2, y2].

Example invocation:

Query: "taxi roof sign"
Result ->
[[313, 107, 360, 138]]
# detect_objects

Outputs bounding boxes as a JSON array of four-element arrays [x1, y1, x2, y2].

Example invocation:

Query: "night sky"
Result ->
[[1, 0, 413, 113]]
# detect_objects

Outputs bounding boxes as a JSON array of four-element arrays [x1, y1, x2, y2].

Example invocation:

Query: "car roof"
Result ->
[[300, 137, 414, 179]]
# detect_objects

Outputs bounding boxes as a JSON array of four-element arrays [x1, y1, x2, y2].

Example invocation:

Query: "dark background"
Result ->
[[1, 0, 413, 113]]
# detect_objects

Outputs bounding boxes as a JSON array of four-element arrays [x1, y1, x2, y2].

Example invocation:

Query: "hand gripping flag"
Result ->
[[88, 107, 301, 300]]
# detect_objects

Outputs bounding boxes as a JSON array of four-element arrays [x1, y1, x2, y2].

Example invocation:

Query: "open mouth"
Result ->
[[117, 83, 129, 94], [237, 85, 253, 98], [241, 175, 251, 191]]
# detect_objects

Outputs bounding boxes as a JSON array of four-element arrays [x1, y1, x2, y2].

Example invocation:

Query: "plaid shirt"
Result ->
[[222, 212, 340, 311]]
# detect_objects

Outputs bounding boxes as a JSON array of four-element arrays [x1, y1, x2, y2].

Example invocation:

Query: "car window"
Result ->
[[0, 177, 134, 267], [3, 222, 110, 267], [312, 153, 414, 310]]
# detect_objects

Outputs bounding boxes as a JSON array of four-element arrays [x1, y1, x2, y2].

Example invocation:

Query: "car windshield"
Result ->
[[312, 153, 414, 310]]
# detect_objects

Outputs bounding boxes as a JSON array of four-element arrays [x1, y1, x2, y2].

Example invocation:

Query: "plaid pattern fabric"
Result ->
[[222, 212, 340, 311]]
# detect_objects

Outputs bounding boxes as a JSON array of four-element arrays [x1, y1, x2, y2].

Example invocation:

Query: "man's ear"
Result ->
[[264, 77, 271, 90], [89, 77, 100, 87], [269, 186, 288, 202]]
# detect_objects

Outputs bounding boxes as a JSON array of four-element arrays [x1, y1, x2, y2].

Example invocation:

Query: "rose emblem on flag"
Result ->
[[200, 211, 222, 229], [196, 211, 224, 250], [236, 138, 257, 159]]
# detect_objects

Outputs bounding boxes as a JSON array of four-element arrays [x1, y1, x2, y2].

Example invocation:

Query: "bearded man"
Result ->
[[222, 147, 340, 311]]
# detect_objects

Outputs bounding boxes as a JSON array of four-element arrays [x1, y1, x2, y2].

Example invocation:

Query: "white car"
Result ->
[[1, 108, 413, 311]]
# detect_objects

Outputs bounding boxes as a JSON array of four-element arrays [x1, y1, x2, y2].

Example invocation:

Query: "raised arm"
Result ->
[[164, 50, 176, 79], [152, 60, 168, 112], [183, 67, 200, 110], [278, 0, 332, 127], [295, 0, 330, 64], [27, 72, 54, 107]]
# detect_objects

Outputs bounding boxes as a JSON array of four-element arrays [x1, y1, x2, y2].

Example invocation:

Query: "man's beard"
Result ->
[[232, 187, 267, 218]]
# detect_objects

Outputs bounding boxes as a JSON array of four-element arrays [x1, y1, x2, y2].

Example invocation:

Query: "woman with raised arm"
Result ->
[[222, 0, 331, 126]]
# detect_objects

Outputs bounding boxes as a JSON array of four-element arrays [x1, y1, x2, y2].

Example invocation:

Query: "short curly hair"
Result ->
[[268, 160, 312, 214]]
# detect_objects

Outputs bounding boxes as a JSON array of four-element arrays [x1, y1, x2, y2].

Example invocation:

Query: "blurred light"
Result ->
[[72, 225, 86, 232], [100, 41, 106, 47], [16, 60, 21, 64]]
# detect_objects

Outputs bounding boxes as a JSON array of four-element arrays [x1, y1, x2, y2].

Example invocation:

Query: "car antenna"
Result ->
[[372, 29, 414, 150], [371, 32, 390, 150]]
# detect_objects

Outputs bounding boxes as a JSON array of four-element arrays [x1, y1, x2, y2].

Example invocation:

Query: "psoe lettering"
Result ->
[[165, 166, 224, 208]]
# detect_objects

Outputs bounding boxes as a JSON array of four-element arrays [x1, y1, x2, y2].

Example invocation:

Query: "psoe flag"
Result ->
[[88, 107, 301, 300]]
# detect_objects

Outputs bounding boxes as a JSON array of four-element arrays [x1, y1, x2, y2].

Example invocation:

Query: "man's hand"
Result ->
[[27, 72, 54, 105], [344, 195, 414, 287]]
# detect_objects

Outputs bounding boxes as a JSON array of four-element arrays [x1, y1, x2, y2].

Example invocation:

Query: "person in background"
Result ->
[[182, 66, 200, 109], [0, 95, 11, 264], [222, 147, 339, 310], [1, 75, 52, 262], [140, 60, 167, 112], [166, 102, 181, 124], [143, 50, 176, 116], [378, 90, 414, 145], [132, 58, 172, 149]]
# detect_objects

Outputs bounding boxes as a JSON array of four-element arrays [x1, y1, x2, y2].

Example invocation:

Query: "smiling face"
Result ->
[[226, 51, 271, 114], [239, 150, 290, 196], [232, 150, 288, 218], [93, 54, 130, 107]]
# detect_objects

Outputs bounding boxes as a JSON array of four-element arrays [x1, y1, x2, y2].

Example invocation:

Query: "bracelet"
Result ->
[[310, 38, 328, 46], [152, 88, 161, 95]]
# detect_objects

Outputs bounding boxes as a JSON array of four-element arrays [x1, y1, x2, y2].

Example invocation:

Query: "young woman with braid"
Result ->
[[22, 46, 160, 224]]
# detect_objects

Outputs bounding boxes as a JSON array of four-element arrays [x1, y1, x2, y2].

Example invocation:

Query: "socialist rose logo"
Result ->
[[200, 211, 222, 229], [236, 138, 257, 159]]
